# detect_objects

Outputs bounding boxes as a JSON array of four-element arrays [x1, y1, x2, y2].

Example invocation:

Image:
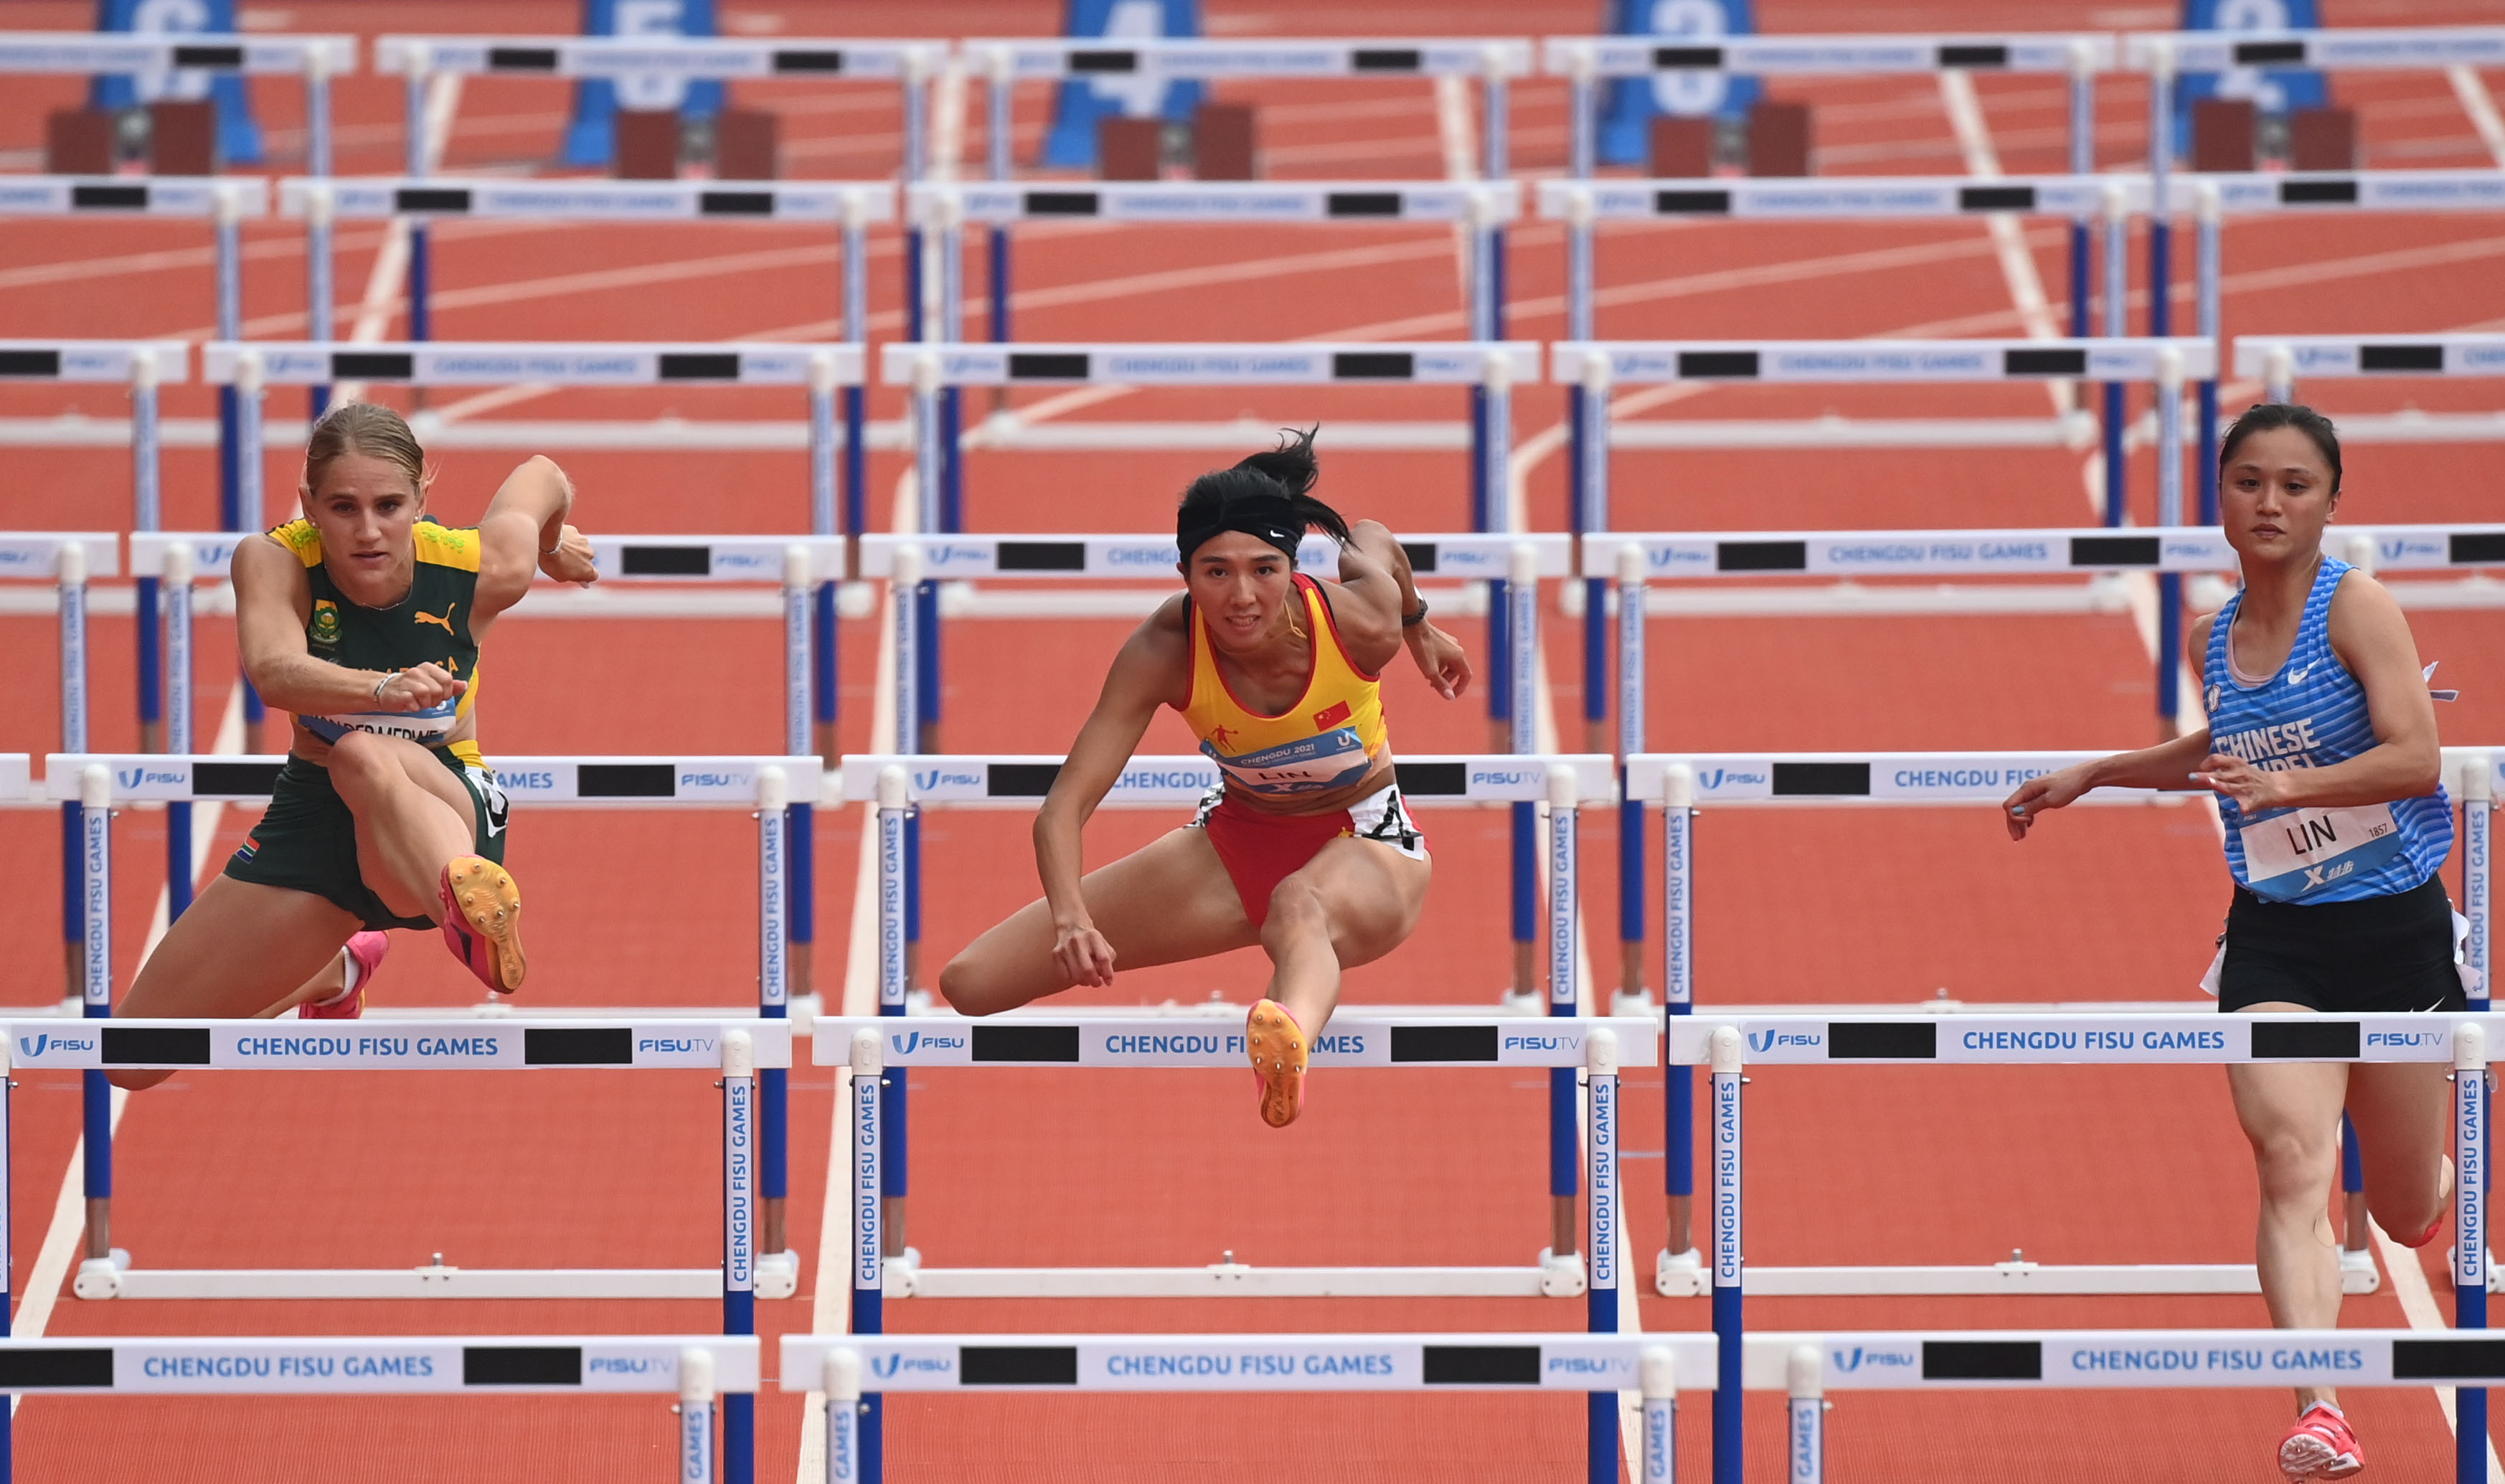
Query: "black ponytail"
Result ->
[[1176, 426, 1350, 559]]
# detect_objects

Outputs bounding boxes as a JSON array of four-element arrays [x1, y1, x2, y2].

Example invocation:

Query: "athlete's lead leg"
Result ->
[[1248, 837, 1432, 1128], [325, 731, 476, 921]]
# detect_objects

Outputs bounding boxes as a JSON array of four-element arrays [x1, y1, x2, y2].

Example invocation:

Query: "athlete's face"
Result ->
[[303, 451, 425, 602], [1182, 532, 1297, 653], [2219, 425, 2338, 567]]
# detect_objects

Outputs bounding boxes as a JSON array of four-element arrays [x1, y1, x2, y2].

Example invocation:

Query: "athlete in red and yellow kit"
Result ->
[[939, 431, 1471, 1127]]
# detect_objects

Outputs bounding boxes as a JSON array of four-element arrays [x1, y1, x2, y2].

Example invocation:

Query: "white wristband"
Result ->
[[372, 671, 398, 704]]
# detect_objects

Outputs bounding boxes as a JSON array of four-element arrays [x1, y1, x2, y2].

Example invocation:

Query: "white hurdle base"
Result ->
[[1654, 1249, 2381, 1298], [74, 1250, 802, 1301], [888, 1248, 1590, 1300]]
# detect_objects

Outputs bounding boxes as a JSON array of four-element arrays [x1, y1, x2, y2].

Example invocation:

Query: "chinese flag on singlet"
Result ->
[[1313, 701, 1351, 729]]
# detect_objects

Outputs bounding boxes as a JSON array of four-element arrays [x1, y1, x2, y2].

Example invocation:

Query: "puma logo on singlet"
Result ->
[[415, 601, 457, 635]]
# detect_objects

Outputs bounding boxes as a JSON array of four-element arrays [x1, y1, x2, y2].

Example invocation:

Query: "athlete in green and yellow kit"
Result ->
[[110, 402, 596, 1090]]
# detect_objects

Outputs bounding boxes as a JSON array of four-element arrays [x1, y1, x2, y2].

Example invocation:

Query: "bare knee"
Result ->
[[107, 1067, 172, 1092], [1262, 879, 1329, 946], [2250, 1130, 2338, 1210], [937, 950, 1015, 1017], [325, 731, 396, 803]]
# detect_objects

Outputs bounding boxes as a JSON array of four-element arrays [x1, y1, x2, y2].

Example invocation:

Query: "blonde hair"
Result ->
[[301, 401, 430, 499]]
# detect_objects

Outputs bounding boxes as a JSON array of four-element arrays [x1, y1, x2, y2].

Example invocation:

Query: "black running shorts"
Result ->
[[2217, 873, 2464, 1014], [223, 750, 509, 931]]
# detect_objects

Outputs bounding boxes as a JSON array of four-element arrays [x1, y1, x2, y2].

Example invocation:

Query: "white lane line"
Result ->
[[796, 458, 917, 1484], [13, 679, 245, 1397], [2372, 1218, 2505, 1480], [2450, 67, 2505, 169]]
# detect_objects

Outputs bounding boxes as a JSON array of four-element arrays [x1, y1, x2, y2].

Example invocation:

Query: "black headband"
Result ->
[[1178, 493, 1303, 564]]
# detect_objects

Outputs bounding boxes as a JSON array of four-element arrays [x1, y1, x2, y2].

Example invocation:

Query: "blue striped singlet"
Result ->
[[2202, 555, 2453, 903]]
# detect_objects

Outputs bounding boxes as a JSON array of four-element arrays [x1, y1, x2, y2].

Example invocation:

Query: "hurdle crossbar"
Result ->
[[922, 179, 1518, 225], [0, 1332, 757, 1393], [971, 36, 1532, 80], [2127, 25, 2505, 72], [0, 30, 353, 75], [2174, 168, 2505, 214], [372, 34, 940, 80], [1537, 172, 2133, 222], [857, 530, 1571, 580], [0, 175, 268, 217], [2239, 332, 2505, 393], [1581, 524, 2505, 580], [882, 340, 1538, 386], [836, 753, 1613, 808], [1541, 32, 2115, 78], [283, 176, 896, 224]]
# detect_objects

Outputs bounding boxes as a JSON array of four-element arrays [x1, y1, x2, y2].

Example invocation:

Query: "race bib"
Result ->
[[301, 699, 461, 746], [1203, 727, 1374, 798], [2237, 803, 2406, 901]]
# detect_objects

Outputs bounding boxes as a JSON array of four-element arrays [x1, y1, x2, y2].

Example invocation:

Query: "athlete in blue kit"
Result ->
[[2003, 404, 2464, 1483]]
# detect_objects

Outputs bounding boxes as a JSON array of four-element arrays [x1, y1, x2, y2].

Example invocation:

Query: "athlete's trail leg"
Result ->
[[2229, 1028, 2351, 1410], [326, 731, 479, 922], [2345, 1060, 2454, 1246], [113, 876, 359, 1089], [938, 826, 1255, 1016]]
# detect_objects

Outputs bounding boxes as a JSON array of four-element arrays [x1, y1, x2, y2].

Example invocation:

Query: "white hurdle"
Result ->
[[0, 535, 119, 1004], [836, 747, 1623, 1293], [272, 177, 893, 473], [1627, 746, 2501, 1305], [816, 1016, 1648, 1484], [367, 33, 942, 351], [0, 1333, 755, 1482], [2, 1011, 778, 1481], [42, 752, 816, 1316], [1554, 339, 2221, 734], [1666, 1012, 2501, 1484]]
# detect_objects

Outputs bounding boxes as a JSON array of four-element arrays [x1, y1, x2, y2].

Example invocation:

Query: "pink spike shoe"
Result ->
[[2278, 1402, 2363, 1480], [438, 856, 526, 995], [299, 930, 388, 1019]]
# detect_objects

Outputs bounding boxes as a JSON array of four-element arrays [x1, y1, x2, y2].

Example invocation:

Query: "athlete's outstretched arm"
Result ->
[[1332, 520, 1471, 699], [475, 455, 595, 620], [2002, 612, 2217, 839], [234, 534, 463, 718], [1033, 603, 1189, 986], [2194, 573, 2442, 813]]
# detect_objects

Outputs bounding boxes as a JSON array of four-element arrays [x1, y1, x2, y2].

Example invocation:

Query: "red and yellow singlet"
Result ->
[[1179, 575, 1387, 799]]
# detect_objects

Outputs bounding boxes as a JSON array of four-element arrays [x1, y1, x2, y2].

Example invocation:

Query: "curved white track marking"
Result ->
[[13, 679, 245, 1405], [2451, 67, 2505, 169]]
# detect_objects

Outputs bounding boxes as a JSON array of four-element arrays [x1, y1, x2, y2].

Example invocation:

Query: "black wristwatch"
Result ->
[[1402, 598, 1429, 628]]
